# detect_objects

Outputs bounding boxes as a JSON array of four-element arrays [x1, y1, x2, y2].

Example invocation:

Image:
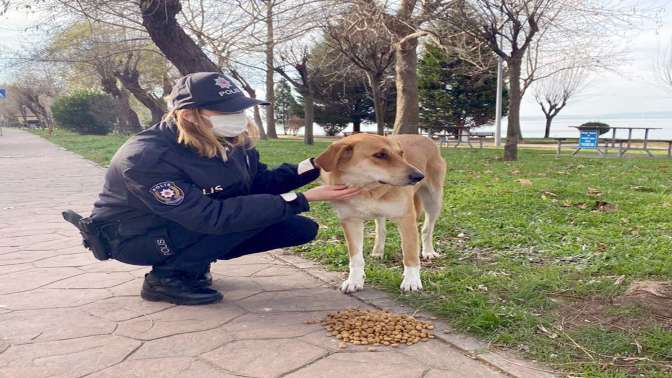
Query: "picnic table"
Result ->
[[427, 127, 494, 149], [602, 126, 661, 157], [558, 126, 665, 157]]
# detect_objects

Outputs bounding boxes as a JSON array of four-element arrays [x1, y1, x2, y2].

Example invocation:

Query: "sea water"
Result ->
[[296, 113, 672, 140]]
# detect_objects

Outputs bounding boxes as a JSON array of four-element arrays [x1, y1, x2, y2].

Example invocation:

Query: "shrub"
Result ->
[[322, 123, 348, 136], [579, 121, 610, 136], [52, 90, 117, 135]]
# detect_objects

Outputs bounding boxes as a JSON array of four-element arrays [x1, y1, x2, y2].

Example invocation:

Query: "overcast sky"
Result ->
[[519, 0, 672, 118], [1, 1, 671, 118]]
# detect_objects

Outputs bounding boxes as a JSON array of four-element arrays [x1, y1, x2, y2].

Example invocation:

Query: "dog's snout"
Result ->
[[408, 170, 424, 183]]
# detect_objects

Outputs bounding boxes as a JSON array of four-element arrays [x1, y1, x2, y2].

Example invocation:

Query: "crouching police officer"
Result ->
[[79, 72, 360, 305]]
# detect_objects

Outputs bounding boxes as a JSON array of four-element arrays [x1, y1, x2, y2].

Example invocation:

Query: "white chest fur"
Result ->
[[331, 190, 409, 220]]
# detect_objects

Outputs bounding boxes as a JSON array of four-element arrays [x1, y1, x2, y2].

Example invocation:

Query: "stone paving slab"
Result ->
[[0, 128, 558, 377]]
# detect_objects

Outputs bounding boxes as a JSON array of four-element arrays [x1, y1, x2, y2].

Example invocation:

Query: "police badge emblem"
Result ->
[[150, 181, 185, 205]]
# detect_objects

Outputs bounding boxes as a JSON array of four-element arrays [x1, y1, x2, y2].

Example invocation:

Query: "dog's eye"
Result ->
[[373, 152, 388, 160]]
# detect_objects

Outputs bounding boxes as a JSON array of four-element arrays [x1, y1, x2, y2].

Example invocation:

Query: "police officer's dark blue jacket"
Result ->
[[91, 121, 320, 240]]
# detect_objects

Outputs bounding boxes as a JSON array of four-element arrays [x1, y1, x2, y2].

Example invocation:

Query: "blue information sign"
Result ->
[[0, 89, 5, 99], [578, 129, 599, 149]]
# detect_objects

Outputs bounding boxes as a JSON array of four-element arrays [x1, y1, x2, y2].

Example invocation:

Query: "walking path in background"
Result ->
[[0, 128, 556, 378]]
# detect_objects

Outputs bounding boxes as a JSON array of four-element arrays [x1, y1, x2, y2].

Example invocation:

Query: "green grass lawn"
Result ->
[[35, 129, 672, 377]]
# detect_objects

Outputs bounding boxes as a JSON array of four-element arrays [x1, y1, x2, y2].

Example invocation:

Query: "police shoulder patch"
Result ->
[[149, 181, 185, 206]]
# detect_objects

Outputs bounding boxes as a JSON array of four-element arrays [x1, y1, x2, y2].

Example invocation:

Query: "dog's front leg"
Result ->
[[340, 219, 365, 293], [397, 214, 422, 292]]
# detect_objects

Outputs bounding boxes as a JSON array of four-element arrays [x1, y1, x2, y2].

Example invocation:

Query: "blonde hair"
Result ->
[[162, 108, 258, 161]]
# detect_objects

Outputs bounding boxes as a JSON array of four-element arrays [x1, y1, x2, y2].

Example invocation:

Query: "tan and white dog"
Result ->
[[315, 133, 446, 292]]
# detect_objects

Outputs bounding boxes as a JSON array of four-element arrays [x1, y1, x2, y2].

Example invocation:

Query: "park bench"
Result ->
[[469, 131, 495, 148], [645, 139, 672, 158], [427, 129, 494, 149]]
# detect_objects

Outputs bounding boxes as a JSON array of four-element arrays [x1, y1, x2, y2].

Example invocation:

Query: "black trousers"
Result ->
[[111, 215, 318, 275]]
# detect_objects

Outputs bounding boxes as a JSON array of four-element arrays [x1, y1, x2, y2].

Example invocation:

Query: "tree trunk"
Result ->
[[303, 92, 314, 145], [25, 100, 53, 135], [392, 37, 419, 135], [253, 105, 267, 139], [544, 116, 552, 138], [117, 90, 142, 134], [369, 74, 386, 135], [139, 0, 219, 75], [162, 65, 173, 97], [115, 73, 165, 126], [264, 1, 278, 139], [504, 58, 523, 161], [353, 118, 361, 133], [229, 70, 268, 140]]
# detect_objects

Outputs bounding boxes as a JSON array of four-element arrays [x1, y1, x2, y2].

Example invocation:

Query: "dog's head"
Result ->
[[315, 134, 424, 187]]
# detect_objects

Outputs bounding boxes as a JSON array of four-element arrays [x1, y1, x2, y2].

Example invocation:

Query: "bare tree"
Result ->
[[179, 0, 268, 138], [440, 0, 651, 160], [323, 0, 395, 135], [235, 0, 323, 139], [12, 70, 62, 134], [41, 20, 168, 129], [383, 0, 454, 135], [274, 45, 322, 145], [139, 0, 220, 74], [532, 64, 586, 138], [113, 52, 167, 125], [657, 36, 672, 91]]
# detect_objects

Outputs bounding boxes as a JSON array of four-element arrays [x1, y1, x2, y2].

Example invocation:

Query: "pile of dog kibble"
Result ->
[[320, 308, 435, 347]]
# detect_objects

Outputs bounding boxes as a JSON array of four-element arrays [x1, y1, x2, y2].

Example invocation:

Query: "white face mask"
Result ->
[[208, 112, 248, 137]]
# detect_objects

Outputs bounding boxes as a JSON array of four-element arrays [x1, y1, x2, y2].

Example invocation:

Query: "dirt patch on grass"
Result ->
[[552, 281, 672, 332], [622, 281, 672, 320], [548, 285, 672, 375]]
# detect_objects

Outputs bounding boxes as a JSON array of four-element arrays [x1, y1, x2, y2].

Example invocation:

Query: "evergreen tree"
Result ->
[[418, 43, 507, 133], [273, 79, 300, 126], [294, 40, 375, 135]]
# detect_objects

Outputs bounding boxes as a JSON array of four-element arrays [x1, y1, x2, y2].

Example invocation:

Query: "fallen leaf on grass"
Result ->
[[516, 178, 533, 186], [631, 185, 655, 192], [593, 201, 618, 212], [587, 187, 602, 197], [536, 324, 558, 339], [511, 169, 521, 175], [614, 275, 626, 286]]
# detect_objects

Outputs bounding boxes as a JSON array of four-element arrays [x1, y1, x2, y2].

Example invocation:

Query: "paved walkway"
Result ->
[[0, 128, 556, 378]]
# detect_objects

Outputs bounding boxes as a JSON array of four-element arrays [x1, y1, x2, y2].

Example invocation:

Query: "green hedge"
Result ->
[[52, 90, 117, 135]]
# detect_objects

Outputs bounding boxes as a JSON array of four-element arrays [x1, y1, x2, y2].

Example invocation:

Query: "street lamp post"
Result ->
[[494, 55, 503, 147]]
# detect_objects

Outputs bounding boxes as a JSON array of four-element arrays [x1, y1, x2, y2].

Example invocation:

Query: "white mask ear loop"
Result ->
[[209, 112, 248, 137]]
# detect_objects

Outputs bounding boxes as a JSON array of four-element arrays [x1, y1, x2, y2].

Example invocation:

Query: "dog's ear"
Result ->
[[315, 142, 354, 172]]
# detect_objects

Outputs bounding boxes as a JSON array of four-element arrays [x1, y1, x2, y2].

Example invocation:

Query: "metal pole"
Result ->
[[494, 55, 504, 147]]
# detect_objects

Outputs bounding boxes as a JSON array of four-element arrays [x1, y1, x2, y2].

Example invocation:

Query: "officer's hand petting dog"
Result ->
[[72, 72, 360, 306], [303, 185, 362, 202]]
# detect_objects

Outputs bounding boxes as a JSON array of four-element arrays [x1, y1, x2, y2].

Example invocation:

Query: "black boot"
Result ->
[[192, 271, 213, 287], [182, 264, 213, 288], [141, 271, 222, 305]]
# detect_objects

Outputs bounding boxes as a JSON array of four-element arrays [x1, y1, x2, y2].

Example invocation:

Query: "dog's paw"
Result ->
[[340, 274, 364, 293], [421, 250, 440, 260], [400, 266, 423, 292]]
